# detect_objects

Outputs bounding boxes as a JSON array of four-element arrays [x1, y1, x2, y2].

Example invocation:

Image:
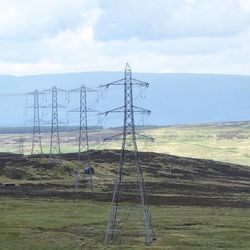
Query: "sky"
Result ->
[[0, 0, 250, 75]]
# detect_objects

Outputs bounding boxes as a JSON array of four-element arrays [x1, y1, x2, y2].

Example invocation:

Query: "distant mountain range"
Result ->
[[0, 71, 250, 127]]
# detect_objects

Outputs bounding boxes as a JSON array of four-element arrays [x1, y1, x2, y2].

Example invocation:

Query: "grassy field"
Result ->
[[0, 197, 250, 250], [0, 150, 249, 249], [145, 123, 250, 166], [1, 122, 250, 249], [1, 122, 250, 166], [92, 122, 250, 166]]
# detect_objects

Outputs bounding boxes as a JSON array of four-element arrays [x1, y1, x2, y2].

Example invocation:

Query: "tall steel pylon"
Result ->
[[30, 90, 43, 155], [69, 85, 97, 193], [100, 64, 156, 245], [46, 86, 65, 163]]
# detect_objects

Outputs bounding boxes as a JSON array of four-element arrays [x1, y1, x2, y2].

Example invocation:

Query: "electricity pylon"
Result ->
[[69, 85, 97, 193], [26, 90, 45, 155], [100, 64, 156, 245], [44, 86, 66, 163], [31, 90, 43, 155], [18, 137, 25, 155]]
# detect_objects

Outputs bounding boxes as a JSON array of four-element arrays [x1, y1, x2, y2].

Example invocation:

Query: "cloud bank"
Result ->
[[0, 0, 250, 75]]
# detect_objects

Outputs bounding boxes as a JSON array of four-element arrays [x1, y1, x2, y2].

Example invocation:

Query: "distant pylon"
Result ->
[[100, 64, 156, 245], [49, 86, 61, 162], [18, 137, 25, 155], [69, 85, 97, 193], [31, 90, 43, 155]]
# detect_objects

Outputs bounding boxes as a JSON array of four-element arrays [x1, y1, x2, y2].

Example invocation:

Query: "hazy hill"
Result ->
[[0, 72, 250, 127]]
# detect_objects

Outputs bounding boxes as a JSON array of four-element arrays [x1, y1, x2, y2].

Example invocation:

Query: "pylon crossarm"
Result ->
[[71, 107, 98, 113], [26, 105, 47, 109], [44, 104, 66, 109], [135, 132, 154, 142], [132, 106, 151, 115], [99, 78, 125, 89], [98, 106, 125, 116], [43, 87, 67, 92], [102, 133, 124, 142], [131, 78, 149, 88], [26, 91, 45, 95], [69, 86, 97, 93], [102, 132, 153, 142], [42, 121, 67, 126]]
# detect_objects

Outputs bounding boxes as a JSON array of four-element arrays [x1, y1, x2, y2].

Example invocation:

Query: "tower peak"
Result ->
[[125, 63, 131, 71]]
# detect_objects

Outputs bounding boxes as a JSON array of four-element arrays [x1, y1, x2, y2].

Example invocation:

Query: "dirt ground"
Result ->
[[0, 150, 250, 208]]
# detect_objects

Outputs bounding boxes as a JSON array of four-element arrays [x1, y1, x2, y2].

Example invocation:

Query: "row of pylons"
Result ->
[[29, 64, 156, 245]]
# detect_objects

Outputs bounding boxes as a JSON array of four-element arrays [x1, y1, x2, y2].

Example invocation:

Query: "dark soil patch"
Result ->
[[0, 150, 249, 208]]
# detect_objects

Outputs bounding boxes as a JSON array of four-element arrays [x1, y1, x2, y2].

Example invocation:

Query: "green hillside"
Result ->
[[3, 122, 250, 166], [0, 150, 250, 249]]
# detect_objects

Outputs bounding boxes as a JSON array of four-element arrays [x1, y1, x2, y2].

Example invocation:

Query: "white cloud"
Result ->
[[0, 0, 100, 40], [240, 0, 250, 11], [0, 0, 249, 76], [185, 0, 196, 4], [96, 0, 250, 40]]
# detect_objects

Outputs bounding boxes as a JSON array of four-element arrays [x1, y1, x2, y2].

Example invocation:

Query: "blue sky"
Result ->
[[0, 0, 250, 75]]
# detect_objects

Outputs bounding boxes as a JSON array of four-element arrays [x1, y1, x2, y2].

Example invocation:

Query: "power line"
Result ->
[[0, 93, 26, 97]]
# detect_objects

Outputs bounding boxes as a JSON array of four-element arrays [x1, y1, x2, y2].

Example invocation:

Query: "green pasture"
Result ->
[[0, 198, 249, 250], [1, 122, 250, 166]]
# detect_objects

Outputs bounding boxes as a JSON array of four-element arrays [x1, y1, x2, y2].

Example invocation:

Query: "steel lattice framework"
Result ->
[[100, 64, 156, 245], [48, 86, 62, 163], [30, 90, 43, 155], [69, 85, 97, 193]]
